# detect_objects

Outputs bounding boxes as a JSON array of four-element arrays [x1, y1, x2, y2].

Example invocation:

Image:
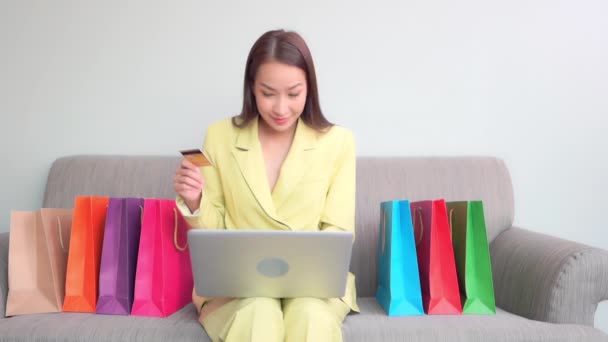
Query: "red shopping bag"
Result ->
[[411, 199, 462, 314], [131, 199, 193, 317], [63, 196, 109, 312]]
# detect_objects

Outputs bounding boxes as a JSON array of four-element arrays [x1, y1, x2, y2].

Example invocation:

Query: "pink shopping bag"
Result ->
[[131, 199, 193, 317]]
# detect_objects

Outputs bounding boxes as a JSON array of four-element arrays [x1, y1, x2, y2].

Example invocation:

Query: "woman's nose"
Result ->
[[273, 96, 289, 115]]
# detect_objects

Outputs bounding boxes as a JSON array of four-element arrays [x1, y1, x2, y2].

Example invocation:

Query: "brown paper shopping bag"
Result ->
[[6, 209, 73, 316]]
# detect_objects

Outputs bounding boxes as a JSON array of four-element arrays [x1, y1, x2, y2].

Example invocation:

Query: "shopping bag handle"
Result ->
[[139, 205, 144, 226], [448, 208, 454, 240], [56, 216, 67, 252], [381, 206, 386, 255], [173, 208, 188, 252], [415, 207, 425, 245]]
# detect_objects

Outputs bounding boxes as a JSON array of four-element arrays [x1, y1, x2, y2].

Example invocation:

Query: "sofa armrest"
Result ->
[[0, 232, 8, 318], [490, 227, 608, 326]]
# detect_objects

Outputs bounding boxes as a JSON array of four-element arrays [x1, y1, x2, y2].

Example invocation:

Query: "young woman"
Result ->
[[174, 29, 359, 342]]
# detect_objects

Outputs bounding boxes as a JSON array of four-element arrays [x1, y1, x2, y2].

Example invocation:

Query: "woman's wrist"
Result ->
[[185, 193, 202, 214]]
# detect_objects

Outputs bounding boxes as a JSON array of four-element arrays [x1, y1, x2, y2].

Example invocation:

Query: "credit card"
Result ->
[[180, 149, 212, 167]]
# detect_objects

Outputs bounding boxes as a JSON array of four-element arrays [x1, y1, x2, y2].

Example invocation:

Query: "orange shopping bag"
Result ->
[[63, 196, 109, 312]]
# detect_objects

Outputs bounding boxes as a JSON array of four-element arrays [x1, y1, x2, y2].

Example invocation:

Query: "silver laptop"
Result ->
[[187, 229, 353, 298]]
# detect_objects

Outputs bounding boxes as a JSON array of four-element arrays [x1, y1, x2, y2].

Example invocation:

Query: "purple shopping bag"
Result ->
[[96, 198, 144, 315]]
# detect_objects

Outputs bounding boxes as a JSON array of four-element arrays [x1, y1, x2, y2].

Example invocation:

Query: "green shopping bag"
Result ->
[[446, 201, 496, 314]]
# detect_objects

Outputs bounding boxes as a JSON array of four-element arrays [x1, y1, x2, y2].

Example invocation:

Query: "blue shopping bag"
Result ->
[[376, 200, 424, 316]]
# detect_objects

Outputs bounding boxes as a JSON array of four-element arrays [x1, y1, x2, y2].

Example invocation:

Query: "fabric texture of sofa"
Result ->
[[0, 155, 607, 341]]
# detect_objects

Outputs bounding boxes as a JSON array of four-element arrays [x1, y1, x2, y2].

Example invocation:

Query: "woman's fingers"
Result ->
[[174, 158, 206, 203], [174, 174, 203, 192], [175, 182, 200, 193], [177, 160, 204, 178], [181, 158, 199, 171], [175, 168, 203, 186], [174, 177, 203, 202], [176, 173, 203, 189]]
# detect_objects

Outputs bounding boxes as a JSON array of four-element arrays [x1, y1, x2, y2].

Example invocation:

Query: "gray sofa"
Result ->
[[1, 155, 607, 341]]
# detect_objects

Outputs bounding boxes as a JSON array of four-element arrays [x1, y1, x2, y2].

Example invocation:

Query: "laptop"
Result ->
[[187, 229, 353, 298]]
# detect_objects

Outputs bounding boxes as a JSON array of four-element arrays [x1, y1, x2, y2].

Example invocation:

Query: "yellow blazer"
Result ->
[[177, 116, 359, 314]]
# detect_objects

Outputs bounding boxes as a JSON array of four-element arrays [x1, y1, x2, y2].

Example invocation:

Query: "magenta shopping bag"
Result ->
[[131, 199, 193, 317], [96, 198, 143, 315]]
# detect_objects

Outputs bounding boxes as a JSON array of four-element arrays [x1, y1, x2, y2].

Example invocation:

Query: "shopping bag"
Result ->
[[63, 196, 110, 312], [376, 200, 424, 316], [131, 199, 193, 317], [411, 199, 462, 314], [5, 209, 72, 316], [447, 201, 496, 314], [96, 198, 144, 315]]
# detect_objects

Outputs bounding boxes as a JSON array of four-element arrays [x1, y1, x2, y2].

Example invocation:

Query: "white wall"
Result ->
[[1, 0, 607, 331]]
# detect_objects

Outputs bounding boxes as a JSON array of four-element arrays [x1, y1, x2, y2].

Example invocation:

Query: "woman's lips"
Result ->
[[273, 116, 289, 125]]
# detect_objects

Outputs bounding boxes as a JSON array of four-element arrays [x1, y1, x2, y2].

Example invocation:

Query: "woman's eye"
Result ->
[[262, 92, 274, 97], [288, 93, 300, 98]]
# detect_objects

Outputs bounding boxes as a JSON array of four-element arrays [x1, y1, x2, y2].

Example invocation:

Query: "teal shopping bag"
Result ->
[[376, 200, 424, 316]]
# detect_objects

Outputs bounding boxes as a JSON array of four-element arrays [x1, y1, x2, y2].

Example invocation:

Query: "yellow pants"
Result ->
[[198, 297, 351, 342]]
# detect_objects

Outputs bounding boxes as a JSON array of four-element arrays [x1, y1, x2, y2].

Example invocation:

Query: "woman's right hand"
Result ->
[[174, 159, 206, 213]]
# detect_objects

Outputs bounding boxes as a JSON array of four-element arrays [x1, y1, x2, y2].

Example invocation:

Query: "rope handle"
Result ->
[[415, 207, 425, 246], [173, 208, 188, 252], [448, 208, 455, 240], [57, 216, 67, 252]]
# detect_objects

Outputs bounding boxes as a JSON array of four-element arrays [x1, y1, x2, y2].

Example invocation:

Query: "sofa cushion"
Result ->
[[42, 156, 182, 208], [343, 298, 607, 341], [0, 304, 210, 342]]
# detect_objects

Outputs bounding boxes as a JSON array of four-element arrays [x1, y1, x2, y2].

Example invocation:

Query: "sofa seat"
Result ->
[[344, 298, 607, 341], [1, 298, 605, 342], [0, 304, 207, 342]]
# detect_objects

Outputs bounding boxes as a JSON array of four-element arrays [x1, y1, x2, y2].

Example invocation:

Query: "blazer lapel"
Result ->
[[231, 118, 279, 220], [271, 119, 318, 210]]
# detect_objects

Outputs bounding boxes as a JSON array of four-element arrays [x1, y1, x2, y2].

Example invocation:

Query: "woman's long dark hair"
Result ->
[[232, 30, 332, 131]]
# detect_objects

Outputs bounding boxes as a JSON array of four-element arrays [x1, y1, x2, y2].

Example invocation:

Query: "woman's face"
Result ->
[[253, 61, 307, 134]]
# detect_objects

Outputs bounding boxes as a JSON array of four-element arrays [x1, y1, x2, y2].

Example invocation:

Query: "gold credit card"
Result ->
[[180, 149, 212, 167]]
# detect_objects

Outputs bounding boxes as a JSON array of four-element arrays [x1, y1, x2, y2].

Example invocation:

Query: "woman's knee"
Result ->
[[246, 297, 282, 313], [219, 297, 284, 342], [235, 297, 283, 325], [284, 298, 337, 322], [283, 298, 344, 342]]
